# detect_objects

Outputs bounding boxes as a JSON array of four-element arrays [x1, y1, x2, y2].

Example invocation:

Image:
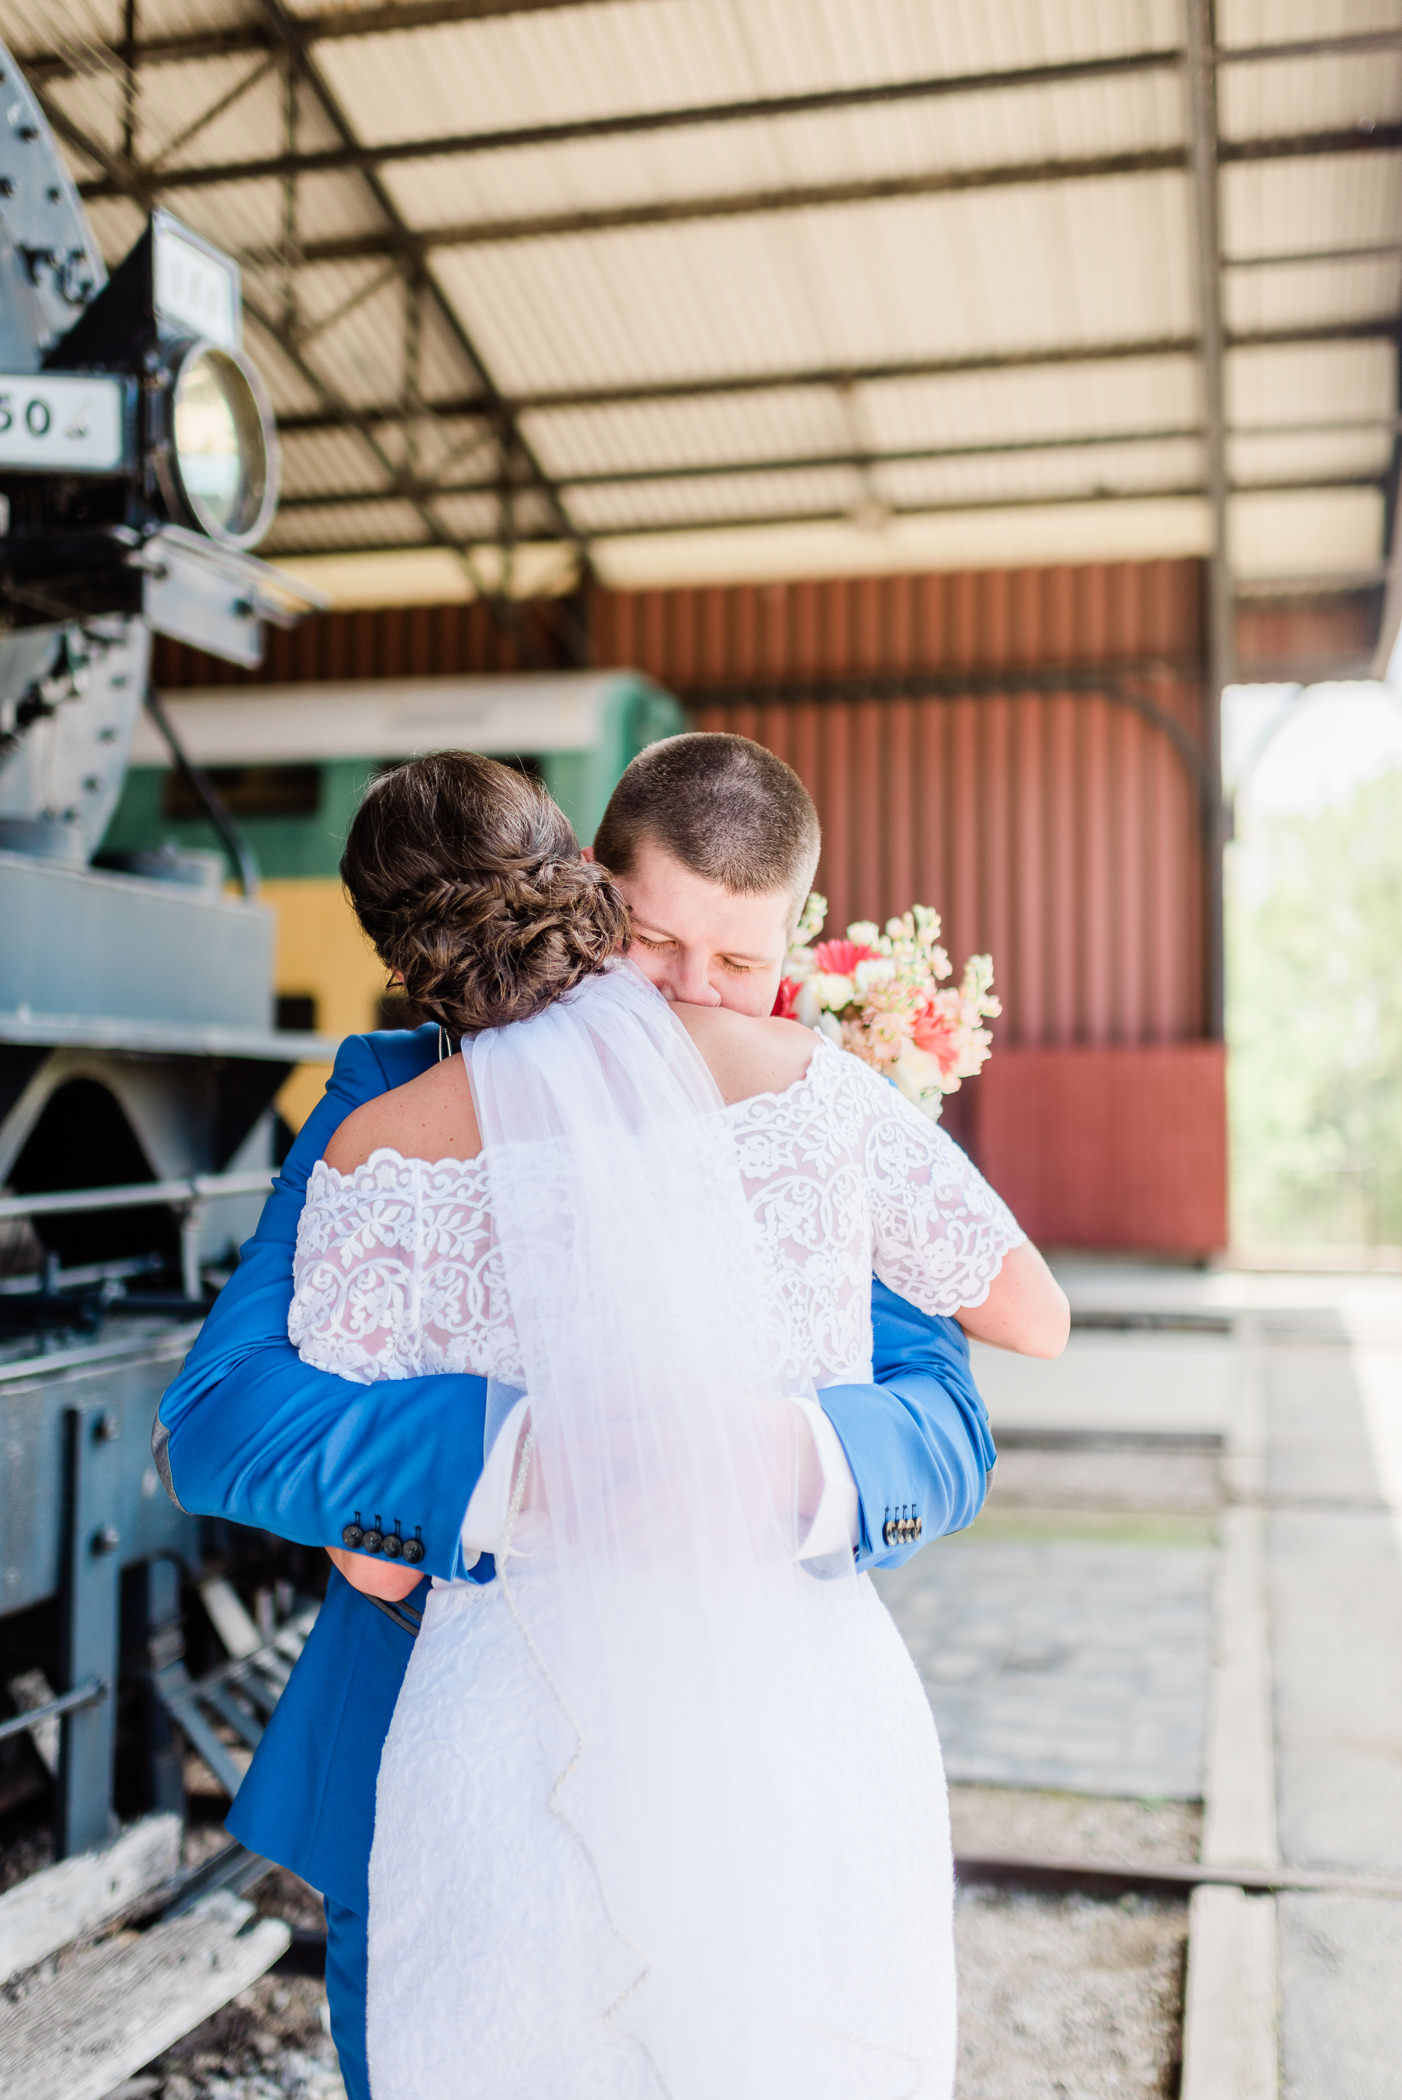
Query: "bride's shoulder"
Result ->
[[674, 1004, 817, 1107], [322, 1056, 479, 1174]]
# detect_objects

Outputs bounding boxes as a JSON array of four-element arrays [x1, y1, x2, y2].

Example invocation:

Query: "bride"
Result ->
[[288, 750, 1063, 2100]]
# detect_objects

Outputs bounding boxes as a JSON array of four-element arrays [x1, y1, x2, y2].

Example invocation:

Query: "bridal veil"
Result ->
[[465, 963, 926, 2099]]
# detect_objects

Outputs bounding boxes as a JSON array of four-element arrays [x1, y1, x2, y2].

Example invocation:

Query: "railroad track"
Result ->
[[0, 1584, 317, 2100]]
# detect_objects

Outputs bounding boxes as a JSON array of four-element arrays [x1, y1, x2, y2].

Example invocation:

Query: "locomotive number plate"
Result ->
[[0, 373, 130, 473]]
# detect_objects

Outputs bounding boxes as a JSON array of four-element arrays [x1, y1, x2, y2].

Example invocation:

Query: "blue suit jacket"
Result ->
[[155, 1025, 995, 1914]]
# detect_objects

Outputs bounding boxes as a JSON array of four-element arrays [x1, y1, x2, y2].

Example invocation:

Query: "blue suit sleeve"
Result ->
[[817, 1279, 996, 1571], [153, 1033, 491, 1582]]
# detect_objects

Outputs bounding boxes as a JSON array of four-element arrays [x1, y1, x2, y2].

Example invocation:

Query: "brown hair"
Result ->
[[592, 732, 820, 920], [341, 751, 629, 1034]]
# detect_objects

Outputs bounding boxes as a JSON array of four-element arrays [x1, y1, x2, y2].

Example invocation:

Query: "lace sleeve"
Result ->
[[288, 1158, 425, 1383], [826, 1046, 1025, 1316]]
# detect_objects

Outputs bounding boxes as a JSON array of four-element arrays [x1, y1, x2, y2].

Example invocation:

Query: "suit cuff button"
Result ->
[[360, 1529, 383, 1555], [382, 1533, 403, 1559], [341, 1523, 363, 1549], [401, 1537, 425, 1565]]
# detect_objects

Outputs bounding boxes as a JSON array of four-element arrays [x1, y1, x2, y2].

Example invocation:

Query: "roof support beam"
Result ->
[[1372, 325, 1402, 676], [274, 418, 1400, 507], [24, 19, 1402, 85], [76, 49, 1184, 198], [1186, 0, 1230, 1043], [218, 128, 1402, 263], [19, 0, 620, 78], [270, 321, 1399, 430], [269, 472, 1381, 546], [268, 472, 1376, 533], [1226, 241, 1402, 269]]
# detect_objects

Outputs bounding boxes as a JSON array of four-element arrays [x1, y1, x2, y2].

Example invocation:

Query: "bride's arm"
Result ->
[[955, 1239, 1068, 1358], [854, 1056, 1068, 1361]]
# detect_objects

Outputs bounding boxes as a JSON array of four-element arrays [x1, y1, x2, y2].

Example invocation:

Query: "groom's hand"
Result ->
[[327, 1545, 424, 1602]]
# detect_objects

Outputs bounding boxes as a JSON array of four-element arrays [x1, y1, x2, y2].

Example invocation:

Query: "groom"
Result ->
[[154, 731, 996, 2100]]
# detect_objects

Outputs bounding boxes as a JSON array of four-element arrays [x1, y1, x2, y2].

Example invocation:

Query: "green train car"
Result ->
[[102, 670, 683, 1127]]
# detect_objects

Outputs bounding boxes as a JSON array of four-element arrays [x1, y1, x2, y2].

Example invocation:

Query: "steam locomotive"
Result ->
[[0, 40, 329, 1863]]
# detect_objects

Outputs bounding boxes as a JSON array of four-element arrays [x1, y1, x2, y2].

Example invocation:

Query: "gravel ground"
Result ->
[[955, 1884, 1187, 2099], [951, 1788, 1195, 2100], [951, 1784, 1202, 1864]]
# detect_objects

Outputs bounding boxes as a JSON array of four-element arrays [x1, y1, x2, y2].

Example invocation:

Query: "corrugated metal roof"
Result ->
[[7, 0, 1399, 602], [264, 498, 432, 554], [277, 425, 393, 499], [431, 173, 1196, 394], [1226, 338, 1395, 427]]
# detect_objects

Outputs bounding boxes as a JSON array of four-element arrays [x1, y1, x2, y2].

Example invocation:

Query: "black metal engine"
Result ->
[[0, 41, 330, 1862]]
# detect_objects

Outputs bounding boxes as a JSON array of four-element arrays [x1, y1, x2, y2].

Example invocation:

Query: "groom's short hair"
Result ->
[[593, 732, 820, 919]]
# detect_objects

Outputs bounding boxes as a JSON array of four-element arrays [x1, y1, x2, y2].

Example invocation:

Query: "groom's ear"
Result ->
[[580, 845, 596, 863]]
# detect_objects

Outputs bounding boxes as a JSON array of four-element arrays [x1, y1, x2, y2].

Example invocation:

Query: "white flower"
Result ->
[[853, 957, 897, 993], [846, 920, 881, 946], [817, 1011, 844, 1047], [794, 891, 828, 946], [795, 981, 824, 1027], [890, 1040, 948, 1105], [811, 971, 857, 1010]]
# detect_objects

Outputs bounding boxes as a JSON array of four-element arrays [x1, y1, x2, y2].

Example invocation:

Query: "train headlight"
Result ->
[[160, 341, 279, 549], [0, 181, 318, 664]]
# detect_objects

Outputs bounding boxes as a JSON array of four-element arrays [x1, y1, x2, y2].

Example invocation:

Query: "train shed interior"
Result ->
[[15, 0, 1392, 1256], [3, 6, 1402, 2099]]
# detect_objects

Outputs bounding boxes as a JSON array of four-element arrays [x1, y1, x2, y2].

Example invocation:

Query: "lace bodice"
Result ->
[[290, 1038, 1022, 1391]]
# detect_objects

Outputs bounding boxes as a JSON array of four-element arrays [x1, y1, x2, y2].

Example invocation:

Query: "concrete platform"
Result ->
[[877, 1266, 1402, 2095], [970, 1328, 1234, 1444], [878, 1535, 1213, 1798], [1042, 1263, 1402, 2100]]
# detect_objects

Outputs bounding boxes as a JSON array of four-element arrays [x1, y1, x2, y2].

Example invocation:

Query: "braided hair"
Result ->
[[341, 752, 629, 1034]]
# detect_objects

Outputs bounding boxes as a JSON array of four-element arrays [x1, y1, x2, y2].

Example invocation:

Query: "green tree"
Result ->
[[1228, 766, 1402, 1248]]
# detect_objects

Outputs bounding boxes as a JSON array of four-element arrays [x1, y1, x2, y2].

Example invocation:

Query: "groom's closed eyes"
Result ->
[[631, 924, 768, 975], [595, 836, 794, 1017]]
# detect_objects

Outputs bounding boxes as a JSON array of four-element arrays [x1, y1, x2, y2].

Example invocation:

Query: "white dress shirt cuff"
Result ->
[[457, 1395, 532, 1570], [455, 1391, 861, 1574], [791, 1395, 862, 1561]]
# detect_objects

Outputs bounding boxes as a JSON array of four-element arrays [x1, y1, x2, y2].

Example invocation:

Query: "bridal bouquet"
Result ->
[[774, 893, 1000, 1121]]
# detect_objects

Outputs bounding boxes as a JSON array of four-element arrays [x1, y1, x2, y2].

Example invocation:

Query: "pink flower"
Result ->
[[911, 993, 965, 1078], [812, 938, 876, 976], [772, 977, 801, 1020]]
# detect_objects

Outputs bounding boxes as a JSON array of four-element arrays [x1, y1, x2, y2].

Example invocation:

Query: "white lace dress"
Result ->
[[291, 1039, 1022, 2100]]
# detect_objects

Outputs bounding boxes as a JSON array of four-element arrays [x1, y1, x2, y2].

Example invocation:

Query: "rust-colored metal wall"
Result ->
[[975, 1045, 1227, 1256], [155, 595, 576, 687], [590, 561, 1202, 689], [1235, 586, 1381, 684], [686, 688, 1204, 1048], [593, 562, 1210, 1049]]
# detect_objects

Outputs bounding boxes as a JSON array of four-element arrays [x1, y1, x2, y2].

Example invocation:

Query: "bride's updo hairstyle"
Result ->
[[341, 750, 629, 1033]]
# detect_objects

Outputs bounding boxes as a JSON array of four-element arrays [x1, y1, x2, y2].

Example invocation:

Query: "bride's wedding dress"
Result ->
[[290, 976, 1021, 2100]]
